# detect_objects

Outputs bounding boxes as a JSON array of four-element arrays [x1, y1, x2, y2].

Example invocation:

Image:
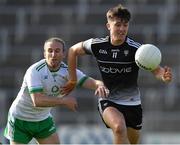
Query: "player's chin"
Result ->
[[51, 60, 60, 65], [50, 62, 59, 69], [116, 35, 126, 42]]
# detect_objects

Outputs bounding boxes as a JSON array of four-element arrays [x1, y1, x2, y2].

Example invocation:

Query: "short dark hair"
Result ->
[[106, 4, 131, 23], [44, 37, 66, 51]]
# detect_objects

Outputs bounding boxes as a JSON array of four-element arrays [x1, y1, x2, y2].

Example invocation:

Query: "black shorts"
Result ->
[[98, 100, 143, 130]]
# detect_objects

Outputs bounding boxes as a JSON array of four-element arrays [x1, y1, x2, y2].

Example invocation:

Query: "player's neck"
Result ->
[[48, 65, 61, 72], [111, 38, 125, 46]]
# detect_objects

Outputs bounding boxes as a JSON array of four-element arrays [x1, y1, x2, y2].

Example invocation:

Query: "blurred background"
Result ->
[[0, 0, 180, 144]]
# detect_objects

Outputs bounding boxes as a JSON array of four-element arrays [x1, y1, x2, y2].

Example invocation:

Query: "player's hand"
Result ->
[[95, 85, 109, 98], [61, 80, 77, 95], [61, 97, 78, 111], [162, 66, 172, 83]]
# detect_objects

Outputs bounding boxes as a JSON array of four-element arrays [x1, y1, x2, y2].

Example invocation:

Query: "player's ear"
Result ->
[[106, 22, 110, 30], [44, 51, 46, 58]]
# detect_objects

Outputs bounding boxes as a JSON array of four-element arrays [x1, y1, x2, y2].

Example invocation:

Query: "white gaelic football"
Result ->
[[135, 44, 162, 71]]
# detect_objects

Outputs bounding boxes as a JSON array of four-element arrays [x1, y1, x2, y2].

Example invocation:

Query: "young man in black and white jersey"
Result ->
[[62, 4, 172, 144]]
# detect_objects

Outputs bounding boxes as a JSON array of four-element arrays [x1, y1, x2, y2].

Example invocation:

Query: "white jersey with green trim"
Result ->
[[9, 59, 87, 121]]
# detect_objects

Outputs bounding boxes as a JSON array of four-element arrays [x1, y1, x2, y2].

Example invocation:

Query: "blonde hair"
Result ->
[[44, 37, 66, 51]]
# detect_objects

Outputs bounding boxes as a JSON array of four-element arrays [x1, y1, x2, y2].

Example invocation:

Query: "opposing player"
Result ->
[[4, 37, 109, 144], [63, 4, 172, 144]]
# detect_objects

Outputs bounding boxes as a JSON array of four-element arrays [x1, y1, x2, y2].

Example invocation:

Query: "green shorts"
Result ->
[[4, 116, 56, 144]]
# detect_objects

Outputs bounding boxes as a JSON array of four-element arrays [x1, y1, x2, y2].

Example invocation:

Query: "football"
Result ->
[[135, 44, 162, 71]]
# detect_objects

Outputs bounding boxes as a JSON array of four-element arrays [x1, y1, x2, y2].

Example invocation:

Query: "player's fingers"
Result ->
[[62, 84, 74, 90], [94, 89, 98, 96], [95, 89, 101, 97], [95, 87, 109, 98], [61, 84, 76, 95], [161, 66, 172, 82], [95, 86, 101, 95], [164, 66, 171, 73], [74, 102, 78, 112], [164, 72, 172, 78], [165, 67, 172, 80], [62, 86, 73, 92], [60, 88, 69, 96], [105, 89, 110, 97], [71, 101, 78, 112], [95, 88, 103, 97], [68, 97, 78, 111], [163, 75, 172, 83]]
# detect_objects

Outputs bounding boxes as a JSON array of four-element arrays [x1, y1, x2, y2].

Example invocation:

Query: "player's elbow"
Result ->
[[69, 42, 84, 56], [32, 98, 41, 107], [31, 94, 43, 107], [69, 47, 78, 56]]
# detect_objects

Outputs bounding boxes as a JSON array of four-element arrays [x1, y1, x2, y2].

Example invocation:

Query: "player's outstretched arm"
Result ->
[[62, 42, 86, 95], [82, 77, 109, 98], [31, 93, 77, 111], [152, 66, 172, 83]]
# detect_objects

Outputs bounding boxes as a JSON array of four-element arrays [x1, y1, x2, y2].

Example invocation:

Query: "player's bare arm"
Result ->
[[31, 92, 77, 111], [62, 42, 86, 95], [68, 42, 86, 81], [152, 66, 172, 83], [82, 77, 109, 98]]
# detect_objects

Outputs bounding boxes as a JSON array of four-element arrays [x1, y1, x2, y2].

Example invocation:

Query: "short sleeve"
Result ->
[[82, 38, 93, 54], [76, 69, 88, 87], [76, 69, 86, 82], [25, 68, 43, 94]]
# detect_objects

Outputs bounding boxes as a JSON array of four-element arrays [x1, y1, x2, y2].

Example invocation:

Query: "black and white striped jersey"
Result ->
[[83, 36, 142, 105]]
